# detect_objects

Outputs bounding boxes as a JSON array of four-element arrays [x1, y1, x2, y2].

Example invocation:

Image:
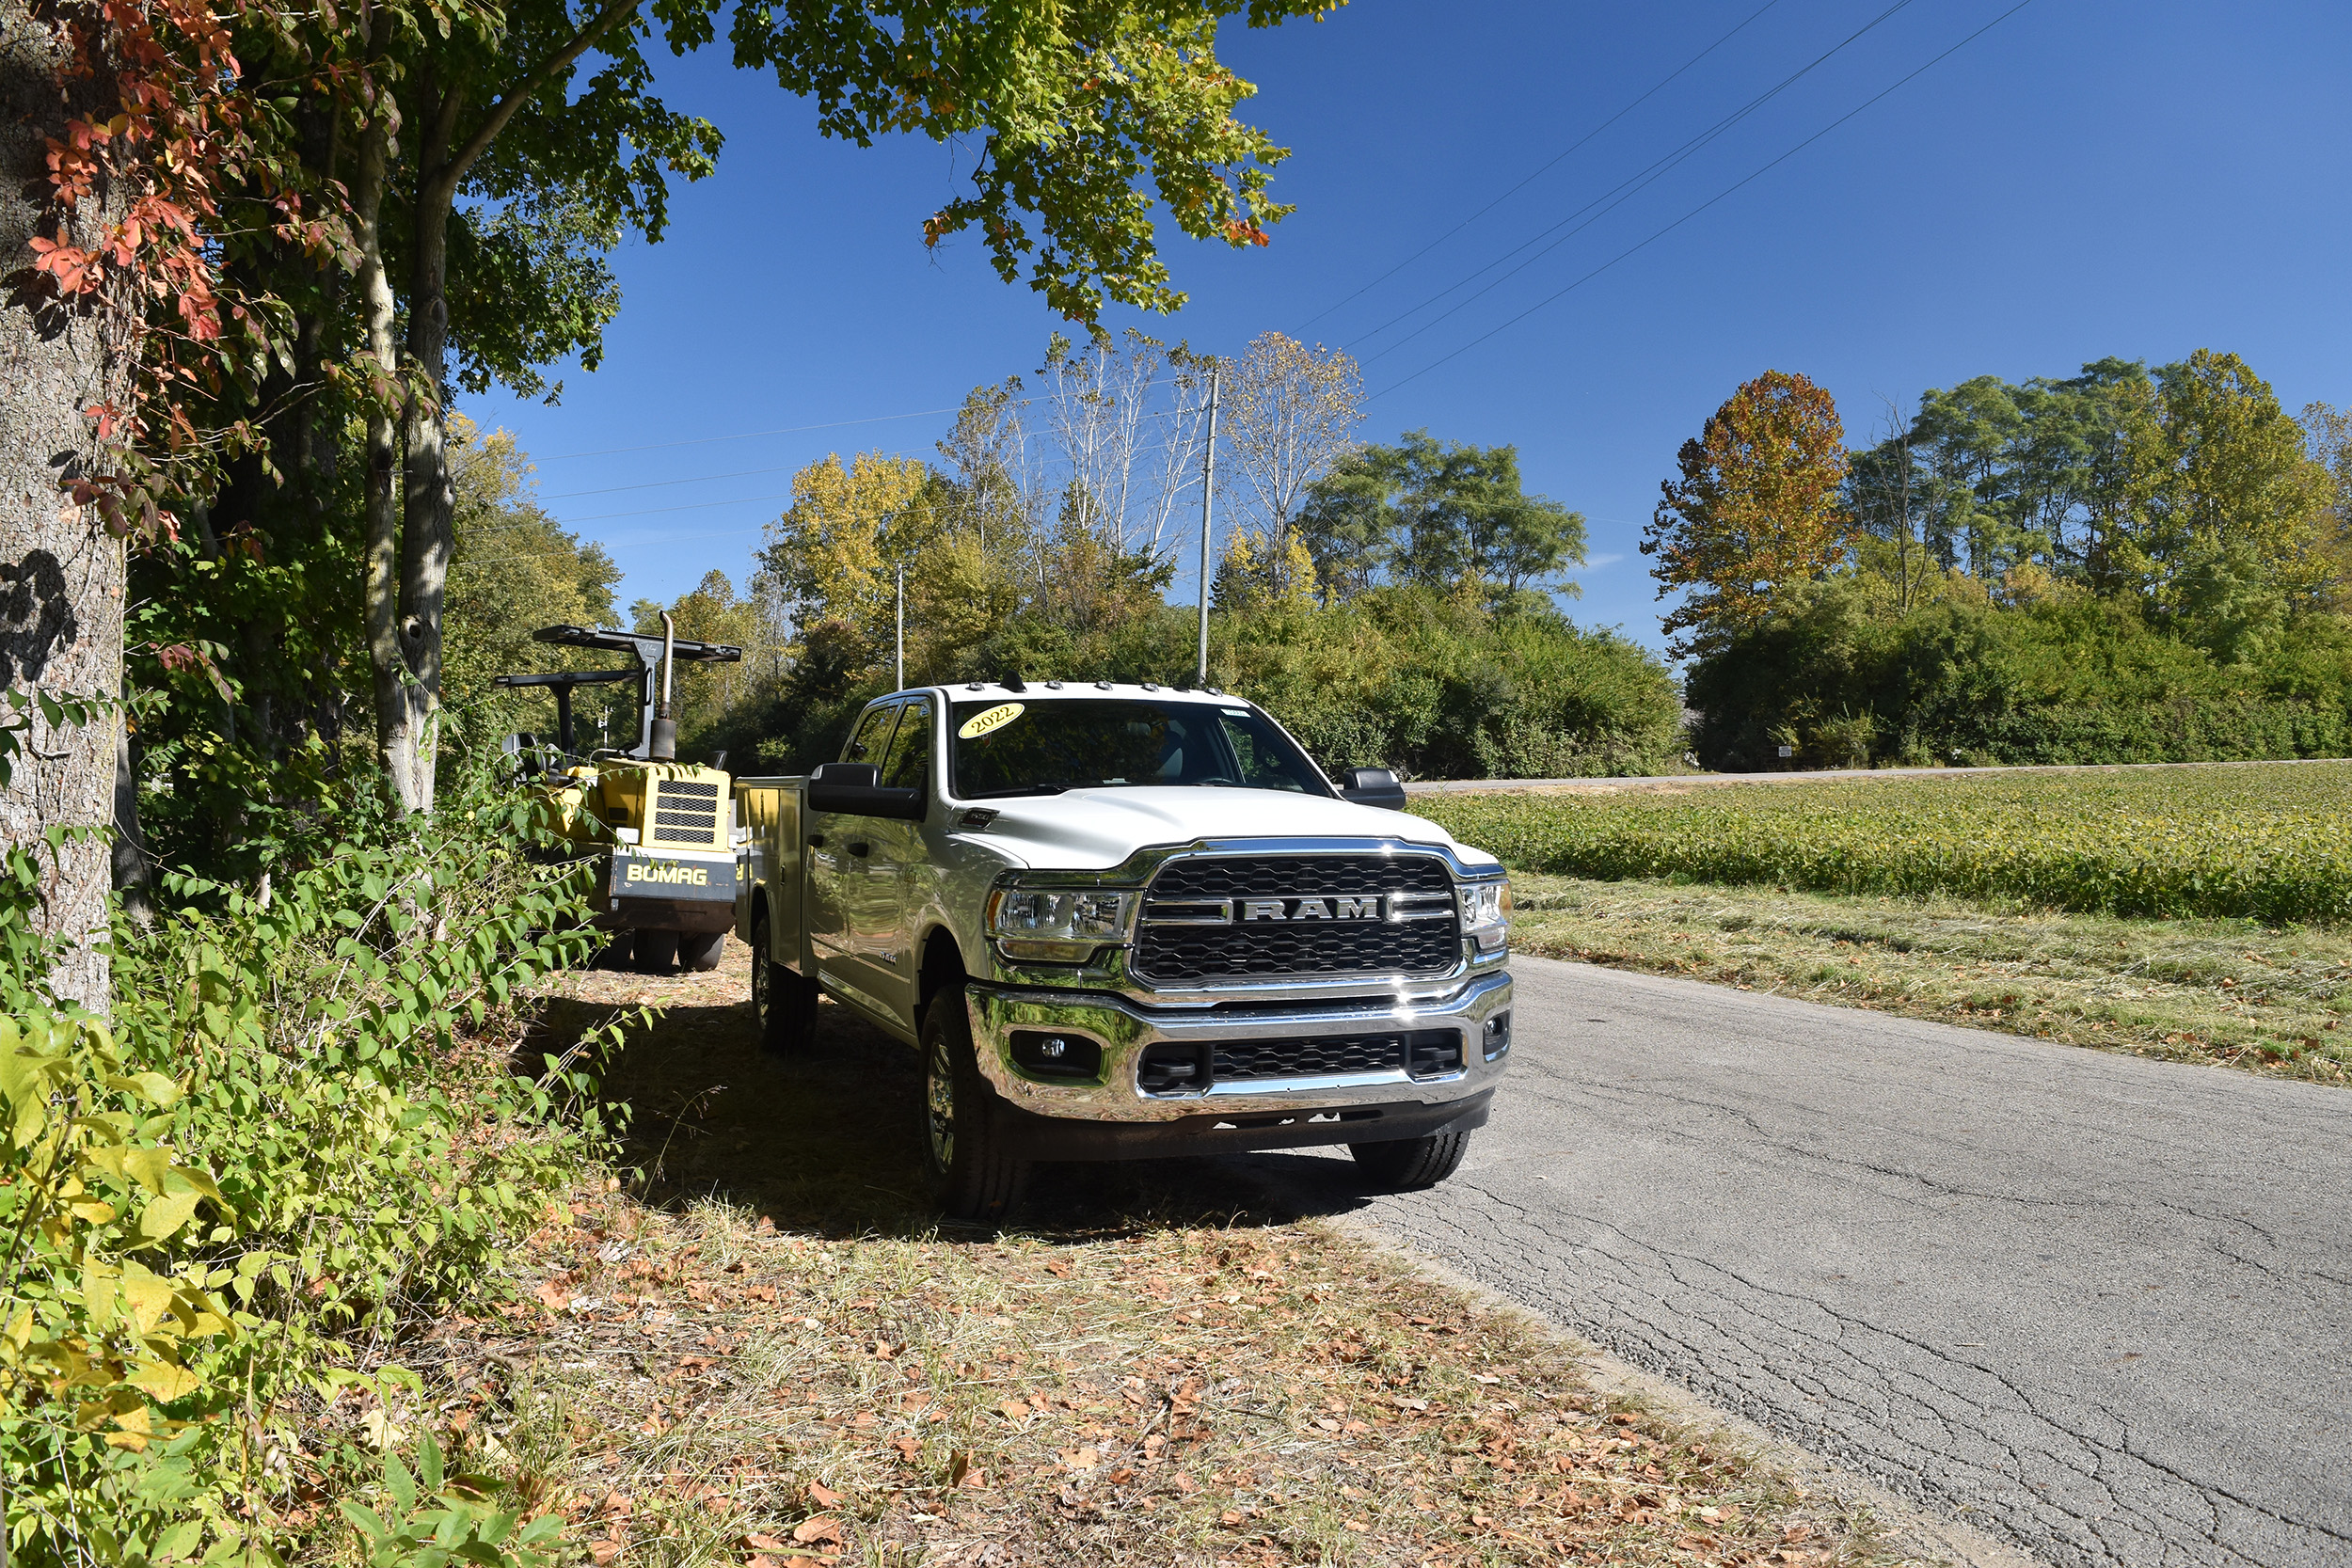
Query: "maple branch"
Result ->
[[431, 0, 644, 200]]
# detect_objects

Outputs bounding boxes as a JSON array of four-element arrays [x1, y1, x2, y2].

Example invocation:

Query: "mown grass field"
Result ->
[[1503, 874, 2352, 1083], [1418, 762, 2352, 926]]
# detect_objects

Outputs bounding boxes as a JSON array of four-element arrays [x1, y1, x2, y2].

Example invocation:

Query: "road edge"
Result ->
[[1327, 1212, 2045, 1568]]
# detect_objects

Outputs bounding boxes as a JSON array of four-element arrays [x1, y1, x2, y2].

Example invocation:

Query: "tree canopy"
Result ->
[[1292, 432, 1588, 608]]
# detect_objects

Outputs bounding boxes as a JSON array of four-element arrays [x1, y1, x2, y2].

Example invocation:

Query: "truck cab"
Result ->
[[735, 681, 1512, 1220]]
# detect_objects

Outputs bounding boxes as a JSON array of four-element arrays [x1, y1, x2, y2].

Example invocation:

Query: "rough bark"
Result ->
[[2, 0, 127, 1007]]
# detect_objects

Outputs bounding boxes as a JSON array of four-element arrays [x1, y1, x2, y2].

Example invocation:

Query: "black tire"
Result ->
[[633, 929, 679, 973], [678, 930, 726, 972], [920, 987, 1029, 1225], [750, 919, 818, 1055], [594, 932, 634, 970], [1349, 1130, 1471, 1191]]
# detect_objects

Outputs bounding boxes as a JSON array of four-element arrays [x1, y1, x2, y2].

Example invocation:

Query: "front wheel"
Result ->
[[920, 987, 1029, 1225], [633, 928, 679, 973], [678, 930, 726, 972], [1349, 1130, 1471, 1192]]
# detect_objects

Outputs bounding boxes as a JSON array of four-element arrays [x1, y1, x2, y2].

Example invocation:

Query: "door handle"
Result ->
[[848, 840, 872, 858]]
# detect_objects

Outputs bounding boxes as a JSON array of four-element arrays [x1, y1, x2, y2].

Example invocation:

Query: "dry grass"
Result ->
[[1507, 874, 2352, 1083], [397, 945, 1907, 1568]]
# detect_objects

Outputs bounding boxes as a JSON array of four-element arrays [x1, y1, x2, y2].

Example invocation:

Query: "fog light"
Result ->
[[1009, 1030, 1102, 1081], [1483, 1011, 1512, 1062]]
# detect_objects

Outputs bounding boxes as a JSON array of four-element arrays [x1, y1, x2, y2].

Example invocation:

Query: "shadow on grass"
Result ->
[[545, 988, 1383, 1243]]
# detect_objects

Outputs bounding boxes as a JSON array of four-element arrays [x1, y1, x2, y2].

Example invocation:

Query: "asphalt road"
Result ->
[[1263, 956, 2352, 1568]]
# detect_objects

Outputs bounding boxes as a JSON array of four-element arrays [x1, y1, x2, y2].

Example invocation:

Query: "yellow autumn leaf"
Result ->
[[138, 1189, 202, 1243], [126, 1357, 202, 1403], [120, 1265, 177, 1335]]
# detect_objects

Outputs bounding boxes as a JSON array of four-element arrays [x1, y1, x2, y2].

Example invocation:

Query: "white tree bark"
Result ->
[[2, 0, 127, 1007]]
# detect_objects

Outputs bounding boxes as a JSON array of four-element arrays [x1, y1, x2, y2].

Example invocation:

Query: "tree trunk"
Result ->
[[399, 77, 461, 814], [2, 0, 127, 1008], [353, 100, 429, 811], [111, 707, 154, 927]]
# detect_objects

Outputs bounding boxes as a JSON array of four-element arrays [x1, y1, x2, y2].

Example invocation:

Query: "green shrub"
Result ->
[[2, 763, 632, 1566], [1685, 587, 2352, 770], [697, 589, 1686, 781]]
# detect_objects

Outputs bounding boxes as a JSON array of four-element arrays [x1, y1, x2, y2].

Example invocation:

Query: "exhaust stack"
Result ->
[[650, 612, 678, 761]]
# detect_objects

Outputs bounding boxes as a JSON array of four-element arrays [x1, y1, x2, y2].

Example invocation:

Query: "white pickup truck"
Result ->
[[733, 681, 1513, 1221]]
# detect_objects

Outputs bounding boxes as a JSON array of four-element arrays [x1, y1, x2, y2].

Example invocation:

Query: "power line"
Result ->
[[536, 406, 961, 461], [1374, 0, 2040, 402], [536, 462, 805, 501], [1296, 0, 1788, 335], [1345, 0, 1922, 364], [528, 367, 1215, 463], [458, 393, 1221, 537]]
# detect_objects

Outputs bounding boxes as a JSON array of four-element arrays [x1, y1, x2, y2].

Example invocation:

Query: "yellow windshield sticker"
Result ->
[[957, 702, 1025, 741]]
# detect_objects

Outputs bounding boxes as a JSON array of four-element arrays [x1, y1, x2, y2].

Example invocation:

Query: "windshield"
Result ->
[[949, 698, 1330, 800]]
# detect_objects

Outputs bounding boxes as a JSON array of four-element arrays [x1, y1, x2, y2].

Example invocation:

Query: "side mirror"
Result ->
[[1339, 766, 1407, 811], [806, 761, 925, 821]]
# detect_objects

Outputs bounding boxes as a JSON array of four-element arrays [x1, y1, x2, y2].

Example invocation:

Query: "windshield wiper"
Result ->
[[970, 783, 1072, 799]]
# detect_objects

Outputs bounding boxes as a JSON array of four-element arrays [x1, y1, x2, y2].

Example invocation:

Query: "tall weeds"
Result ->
[[2, 767, 637, 1565]]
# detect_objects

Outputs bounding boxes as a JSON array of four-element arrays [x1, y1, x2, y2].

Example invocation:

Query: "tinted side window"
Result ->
[[880, 699, 932, 791], [843, 703, 900, 765]]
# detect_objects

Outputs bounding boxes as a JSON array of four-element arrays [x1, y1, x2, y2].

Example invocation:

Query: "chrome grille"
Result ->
[[1133, 854, 1459, 983]]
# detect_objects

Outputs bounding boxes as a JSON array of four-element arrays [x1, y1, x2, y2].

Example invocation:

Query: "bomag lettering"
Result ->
[[624, 861, 711, 887]]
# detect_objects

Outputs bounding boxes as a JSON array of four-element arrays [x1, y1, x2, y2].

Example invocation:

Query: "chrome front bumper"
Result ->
[[965, 969, 1514, 1124]]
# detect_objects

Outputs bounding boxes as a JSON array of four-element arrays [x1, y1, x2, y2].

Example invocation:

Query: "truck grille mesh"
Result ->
[[1134, 854, 1459, 982], [1137, 1027, 1466, 1093]]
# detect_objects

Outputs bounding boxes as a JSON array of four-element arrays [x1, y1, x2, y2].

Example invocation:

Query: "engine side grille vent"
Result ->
[[650, 778, 723, 845]]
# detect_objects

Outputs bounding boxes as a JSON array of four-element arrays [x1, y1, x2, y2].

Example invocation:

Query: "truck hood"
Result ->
[[960, 785, 1500, 875]]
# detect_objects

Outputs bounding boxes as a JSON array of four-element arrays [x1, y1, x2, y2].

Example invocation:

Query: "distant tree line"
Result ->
[[1646, 353, 2352, 768], [653, 331, 1679, 781]]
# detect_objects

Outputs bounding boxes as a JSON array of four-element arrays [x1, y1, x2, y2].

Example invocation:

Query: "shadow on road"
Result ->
[[541, 981, 1386, 1243]]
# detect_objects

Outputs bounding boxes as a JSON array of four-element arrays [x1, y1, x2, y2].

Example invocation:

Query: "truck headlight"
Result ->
[[987, 886, 1134, 963], [1457, 877, 1510, 953]]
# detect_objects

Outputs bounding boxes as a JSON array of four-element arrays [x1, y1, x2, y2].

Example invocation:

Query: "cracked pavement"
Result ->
[[1243, 956, 2352, 1567]]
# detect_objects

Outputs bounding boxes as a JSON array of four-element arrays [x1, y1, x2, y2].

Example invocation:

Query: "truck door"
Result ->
[[851, 695, 933, 1033], [807, 700, 899, 1017]]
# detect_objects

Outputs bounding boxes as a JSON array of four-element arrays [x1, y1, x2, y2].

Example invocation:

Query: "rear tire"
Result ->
[[595, 932, 634, 970], [1349, 1130, 1471, 1191], [920, 987, 1028, 1225], [678, 930, 726, 972], [633, 929, 679, 973], [750, 918, 818, 1055]]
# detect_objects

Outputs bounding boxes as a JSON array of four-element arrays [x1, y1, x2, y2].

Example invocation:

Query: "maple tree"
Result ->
[[1644, 370, 1853, 653]]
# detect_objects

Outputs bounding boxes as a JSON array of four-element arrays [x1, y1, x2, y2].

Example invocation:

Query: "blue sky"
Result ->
[[468, 0, 2352, 655]]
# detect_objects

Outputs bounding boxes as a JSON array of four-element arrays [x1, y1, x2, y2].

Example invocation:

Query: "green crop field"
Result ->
[[1416, 762, 2352, 926]]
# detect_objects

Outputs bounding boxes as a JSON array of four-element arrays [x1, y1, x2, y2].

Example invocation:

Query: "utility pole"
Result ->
[[1197, 361, 1220, 687], [895, 558, 906, 692]]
